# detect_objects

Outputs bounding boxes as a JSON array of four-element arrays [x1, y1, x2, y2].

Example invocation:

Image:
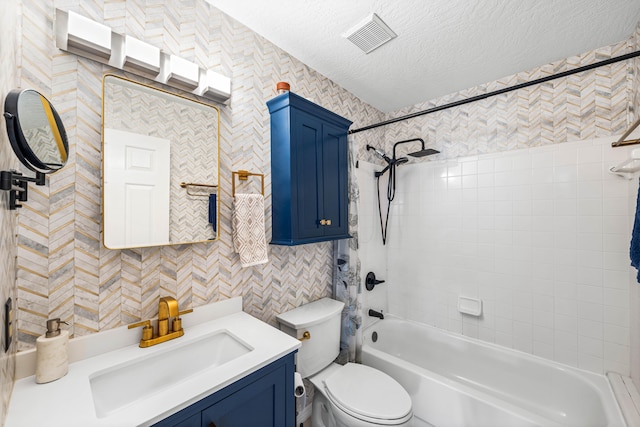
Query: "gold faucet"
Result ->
[[128, 296, 193, 348]]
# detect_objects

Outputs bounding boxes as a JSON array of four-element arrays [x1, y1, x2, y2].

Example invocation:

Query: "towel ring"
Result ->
[[232, 170, 264, 196]]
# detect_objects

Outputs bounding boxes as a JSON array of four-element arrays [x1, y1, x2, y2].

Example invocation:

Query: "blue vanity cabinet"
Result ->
[[268, 92, 353, 245], [152, 352, 295, 427]]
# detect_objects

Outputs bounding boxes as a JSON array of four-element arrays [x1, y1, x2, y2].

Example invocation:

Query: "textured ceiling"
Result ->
[[207, 0, 640, 112]]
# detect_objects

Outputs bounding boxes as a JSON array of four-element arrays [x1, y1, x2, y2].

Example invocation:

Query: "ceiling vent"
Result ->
[[343, 13, 397, 54]]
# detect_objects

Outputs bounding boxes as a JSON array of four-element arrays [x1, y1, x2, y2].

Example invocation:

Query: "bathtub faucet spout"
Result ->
[[368, 309, 384, 320]]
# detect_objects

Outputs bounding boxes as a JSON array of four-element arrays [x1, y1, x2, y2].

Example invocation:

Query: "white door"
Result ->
[[103, 128, 171, 249]]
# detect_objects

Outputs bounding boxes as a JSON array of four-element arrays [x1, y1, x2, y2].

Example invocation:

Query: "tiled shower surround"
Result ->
[[364, 138, 634, 375]]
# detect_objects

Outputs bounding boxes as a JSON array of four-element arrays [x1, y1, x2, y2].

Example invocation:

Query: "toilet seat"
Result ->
[[323, 363, 413, 425]]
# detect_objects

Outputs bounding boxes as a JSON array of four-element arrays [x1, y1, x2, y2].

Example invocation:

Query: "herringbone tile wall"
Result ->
[[15, 0, 386, 350], [382, 41, 633, 158]]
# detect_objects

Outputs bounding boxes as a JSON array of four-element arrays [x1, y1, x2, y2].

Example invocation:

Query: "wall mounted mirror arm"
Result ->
[[1, 89, 69, 210], [0, 170, 45, 209]]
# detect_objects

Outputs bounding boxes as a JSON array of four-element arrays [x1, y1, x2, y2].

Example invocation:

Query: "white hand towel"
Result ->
[[233, 193, 268, 267]]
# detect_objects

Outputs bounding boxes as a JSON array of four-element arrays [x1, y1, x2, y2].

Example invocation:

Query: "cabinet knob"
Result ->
[[319, 219, 332, 226], [326, 219, 332, 226]]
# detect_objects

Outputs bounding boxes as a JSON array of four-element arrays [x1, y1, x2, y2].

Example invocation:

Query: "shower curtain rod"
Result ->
[[348, 50, 640, 135]]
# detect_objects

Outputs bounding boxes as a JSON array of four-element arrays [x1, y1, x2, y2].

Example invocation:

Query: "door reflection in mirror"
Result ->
[[102, 75, 220, 249]]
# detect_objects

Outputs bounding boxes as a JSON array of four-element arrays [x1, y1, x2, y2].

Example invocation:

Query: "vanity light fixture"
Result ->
[[123, 35, 161, 74], [166, 55, 200, 89], [200, 69, 232, 101], [55, 9, 112, 60], [54, 8, 231, 103]]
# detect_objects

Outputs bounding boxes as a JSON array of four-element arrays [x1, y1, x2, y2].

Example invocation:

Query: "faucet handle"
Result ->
[[172, 309, 193, 332], [128, 319, 153, 340]]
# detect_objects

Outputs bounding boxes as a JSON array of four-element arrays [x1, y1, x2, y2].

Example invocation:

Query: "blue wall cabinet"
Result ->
[[268, 92, 353, 245], [152, 352, 295, 427]]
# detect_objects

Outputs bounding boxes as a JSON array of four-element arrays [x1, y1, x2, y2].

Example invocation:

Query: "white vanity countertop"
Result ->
[[6, 297, 300, 427]]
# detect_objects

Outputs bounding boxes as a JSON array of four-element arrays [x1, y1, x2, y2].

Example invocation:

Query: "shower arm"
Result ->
[[392, 138, 425, 159]]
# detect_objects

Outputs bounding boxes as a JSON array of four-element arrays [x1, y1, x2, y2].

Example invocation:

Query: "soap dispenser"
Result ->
[[35, 318, 69, 384]]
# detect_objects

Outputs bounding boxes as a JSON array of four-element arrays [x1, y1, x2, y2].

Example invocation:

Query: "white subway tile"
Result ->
[[577, 163, 603, 182], [577, 198, 603, 216], [577, 146, 603, 164], [604, 250, 631, 272], [533, 341, 555, 360], [602, 180, 628, 198], [578, 317, 604, 339], [577, 233, 603, 251], [532, 183, 554, 199], [554, 182, 577, 199], [532, 151, 554, 169], [461, 160, 478, 176], [604, 305, 629, 326], [602, 233, 628, 253], [532, 200, 554, 216], [604, 287, 629, 308], [603, 197, 628, 216], [577, 216, 603, 234], [578, 301, 603, 321], [604, 342, 630, 367], [555, 199, 577, 216], [554, 165, 578, 183], [448, 163, 462, 177], [604, 323, 629, 346], [578, 353, 604, 374], [579, 335, 604, 357], [555, 313, 578, 333], [603, 269, 628, 289], [577, 181, 608, 199], [532, 168, 554, 184], [602, 216, 629, 238]]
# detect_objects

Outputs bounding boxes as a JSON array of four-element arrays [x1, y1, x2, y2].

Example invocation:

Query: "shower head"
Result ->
[[394, 157, 409, 165], [366, 144, 392, 164], [392, 138, 439, 159], [409, 148, 440, 157]]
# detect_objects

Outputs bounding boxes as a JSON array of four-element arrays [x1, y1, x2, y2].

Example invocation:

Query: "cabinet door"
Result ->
[[201, 365, 287, 427], [293, 109, 324, 240], [170, 413, 200, 427], [320, 122, 349, 238]]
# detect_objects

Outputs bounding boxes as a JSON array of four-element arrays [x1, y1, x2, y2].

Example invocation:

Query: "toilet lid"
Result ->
[[323, 363, 412, 422]]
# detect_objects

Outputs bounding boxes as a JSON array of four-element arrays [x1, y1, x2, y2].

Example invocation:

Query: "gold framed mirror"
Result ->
[[102, 75, 220, 249]]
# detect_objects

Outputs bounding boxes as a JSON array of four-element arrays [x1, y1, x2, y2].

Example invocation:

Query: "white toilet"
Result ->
[[277, 298, 413, 427]]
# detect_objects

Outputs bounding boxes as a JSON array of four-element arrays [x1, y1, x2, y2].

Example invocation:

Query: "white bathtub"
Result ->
[[361, 317, 626, 427]]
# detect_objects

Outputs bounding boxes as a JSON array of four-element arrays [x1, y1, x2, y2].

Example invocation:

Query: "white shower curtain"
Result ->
[[333, 135, 363, 363]]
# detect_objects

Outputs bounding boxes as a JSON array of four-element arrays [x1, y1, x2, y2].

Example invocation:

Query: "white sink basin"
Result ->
[[89, 329, 252, 418]]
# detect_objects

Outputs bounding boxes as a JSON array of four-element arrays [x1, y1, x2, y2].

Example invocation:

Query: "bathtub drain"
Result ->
[[372, 331, 378, 342]]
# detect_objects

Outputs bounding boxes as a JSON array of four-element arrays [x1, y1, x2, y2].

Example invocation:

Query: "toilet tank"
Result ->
[[276, 298, 345, 378]]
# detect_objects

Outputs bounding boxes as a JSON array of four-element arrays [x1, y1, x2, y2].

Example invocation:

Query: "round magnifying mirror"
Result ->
[[4, 89, 69, 174]]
